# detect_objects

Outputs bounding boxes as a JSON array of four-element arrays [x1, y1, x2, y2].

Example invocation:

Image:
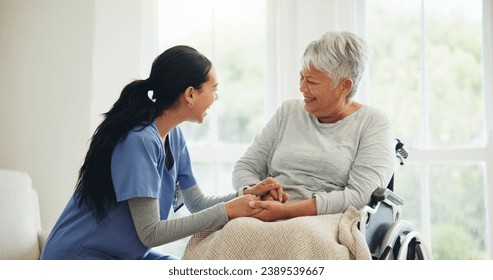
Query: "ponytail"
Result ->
[[74, 79, 157, 222]]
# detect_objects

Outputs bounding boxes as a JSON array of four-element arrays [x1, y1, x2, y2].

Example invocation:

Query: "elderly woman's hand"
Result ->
[[243, 177, 289, 203], [248, 200, 287, 222], [260, 191, 290, 202], [249, 197, 317, 221]]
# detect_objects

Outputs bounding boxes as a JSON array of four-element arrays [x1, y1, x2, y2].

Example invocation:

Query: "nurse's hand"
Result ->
[[243, 177, 288, 203], [225, 195, 263, 219]]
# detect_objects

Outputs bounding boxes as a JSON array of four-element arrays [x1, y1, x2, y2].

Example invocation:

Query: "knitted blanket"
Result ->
[[182, 206, 371, 260]]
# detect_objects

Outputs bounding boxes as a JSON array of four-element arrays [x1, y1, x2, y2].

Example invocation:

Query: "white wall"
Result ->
[[0, 0, 155, 232], [0, 0, 94, 231]]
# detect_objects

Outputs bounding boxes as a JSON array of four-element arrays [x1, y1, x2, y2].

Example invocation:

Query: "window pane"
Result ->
[[190, 162, 235, 194], [429, 162, 487, 259], [367, 0, 485, 149], [426, 0, 484, 148], [366, 0, 423, 147], [394, 163, 423, 231], [212, 3, 266, 143], [158, 0, 266, 144]]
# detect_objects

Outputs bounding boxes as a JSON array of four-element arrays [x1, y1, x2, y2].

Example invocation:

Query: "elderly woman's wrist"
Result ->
[[285, 198, 317, 218], [283, 203, 297, 219]]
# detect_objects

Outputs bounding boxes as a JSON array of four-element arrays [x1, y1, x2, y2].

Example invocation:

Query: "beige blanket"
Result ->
[[182, 206, 371, 260]]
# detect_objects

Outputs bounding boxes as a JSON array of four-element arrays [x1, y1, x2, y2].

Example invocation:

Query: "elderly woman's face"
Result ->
[[299, 66, 349, 123]]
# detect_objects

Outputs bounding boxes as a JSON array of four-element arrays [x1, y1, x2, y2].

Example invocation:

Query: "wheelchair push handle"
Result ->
[[395, 138, 407, 165]]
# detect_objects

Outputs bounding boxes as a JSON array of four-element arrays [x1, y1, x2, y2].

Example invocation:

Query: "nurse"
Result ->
[[41, 45, 283, 260]]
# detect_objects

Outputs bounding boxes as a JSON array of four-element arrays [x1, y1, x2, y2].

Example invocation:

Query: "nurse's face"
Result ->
[[188, 67, 219, 123]]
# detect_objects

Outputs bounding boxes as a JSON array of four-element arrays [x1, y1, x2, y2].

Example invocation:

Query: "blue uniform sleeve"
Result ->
[[176, 144, 197, 190], [111, 129, 163, 202]]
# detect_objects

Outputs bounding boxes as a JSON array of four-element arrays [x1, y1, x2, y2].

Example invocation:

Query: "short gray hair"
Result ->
[[301, 31, 370, 98]]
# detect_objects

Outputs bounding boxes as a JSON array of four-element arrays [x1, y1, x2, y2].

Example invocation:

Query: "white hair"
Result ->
[[301, 31, 371, 98]]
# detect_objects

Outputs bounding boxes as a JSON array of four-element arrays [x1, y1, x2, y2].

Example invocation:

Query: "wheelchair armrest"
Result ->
[[371, 188, 404, 206]]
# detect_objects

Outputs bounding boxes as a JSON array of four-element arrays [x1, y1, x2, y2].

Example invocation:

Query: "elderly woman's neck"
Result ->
[[318, 100, 362, 124]]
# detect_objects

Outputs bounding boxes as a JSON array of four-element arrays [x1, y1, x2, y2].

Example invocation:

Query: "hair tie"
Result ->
[[144, 78, 156, 103]]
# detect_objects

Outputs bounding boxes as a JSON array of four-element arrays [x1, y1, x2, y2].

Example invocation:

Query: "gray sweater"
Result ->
[[232, 99, 395, 214]]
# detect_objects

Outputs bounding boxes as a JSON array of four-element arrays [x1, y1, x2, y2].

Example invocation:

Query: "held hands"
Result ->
[[224, 195, 263, 219], [226, 177, 290, 220], [243, 177, 290, 203], [225, 196, 287, 221], [248, 200, 286, 222], [249, 198, 317, 222]]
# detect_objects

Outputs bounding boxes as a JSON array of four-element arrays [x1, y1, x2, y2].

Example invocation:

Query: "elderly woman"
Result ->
[[233, 31, 395, 221]]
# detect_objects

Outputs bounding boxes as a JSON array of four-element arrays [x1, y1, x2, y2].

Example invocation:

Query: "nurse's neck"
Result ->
[[154, 112, 179, 142]]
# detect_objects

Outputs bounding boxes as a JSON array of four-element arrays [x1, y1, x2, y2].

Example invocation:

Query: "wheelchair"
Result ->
[[358, 139, 433, 260]]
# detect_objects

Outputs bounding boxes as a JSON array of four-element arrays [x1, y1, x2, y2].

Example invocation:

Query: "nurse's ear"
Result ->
[[183, 86, 195, 108]]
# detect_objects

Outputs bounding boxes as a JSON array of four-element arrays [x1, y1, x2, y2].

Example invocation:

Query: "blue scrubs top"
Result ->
[[40, 122, 196, 259]]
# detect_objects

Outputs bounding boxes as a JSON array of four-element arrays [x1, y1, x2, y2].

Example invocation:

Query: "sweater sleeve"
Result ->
[[128, 197, 229, 248], [313, 110, 395, 214], [181, 184, 238, 213]]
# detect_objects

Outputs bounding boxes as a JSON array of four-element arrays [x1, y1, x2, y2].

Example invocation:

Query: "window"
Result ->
[[366, 0, 488, 259], [157, 0, 267, 256]]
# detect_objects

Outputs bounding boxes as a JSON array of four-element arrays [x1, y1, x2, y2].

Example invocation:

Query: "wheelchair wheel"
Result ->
[[379, 219, 415, 260], [397, 231, 433, 260]]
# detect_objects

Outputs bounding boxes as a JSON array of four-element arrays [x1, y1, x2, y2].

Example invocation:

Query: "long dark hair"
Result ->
[[74, 46, 212, 221]]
